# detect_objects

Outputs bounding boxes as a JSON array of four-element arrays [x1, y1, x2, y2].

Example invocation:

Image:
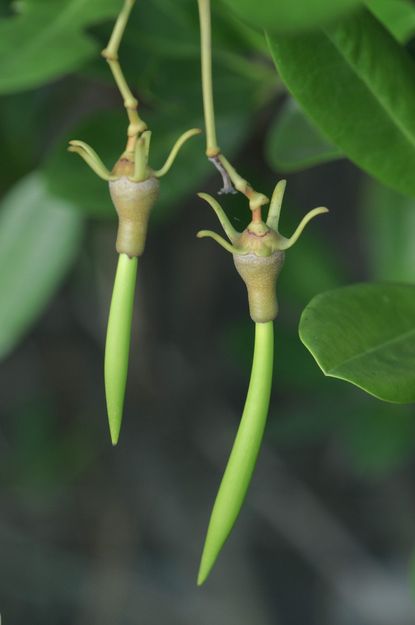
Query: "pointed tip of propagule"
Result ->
[[109, 420, 121, 447], [197, 548, 216, 587], [197, 568, 207, 587]]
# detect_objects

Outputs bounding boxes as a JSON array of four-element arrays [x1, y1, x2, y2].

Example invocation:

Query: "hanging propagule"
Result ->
[[68, 0, 201, 445], [196, 0, 329, 585]]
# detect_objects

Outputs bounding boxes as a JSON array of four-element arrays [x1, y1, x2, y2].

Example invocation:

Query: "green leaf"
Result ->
[[361, 180, 415, 283], [341, 400, 415, 474], [366, 0, 415, 42], [0, 173, 83, 359], [221, 0, 362, 33], [299, 283, 415, 403], [45, 112, 124, 220], [0, 0, 122, 94], [267, 9, 415, 197], [266, 98, 342, 172]]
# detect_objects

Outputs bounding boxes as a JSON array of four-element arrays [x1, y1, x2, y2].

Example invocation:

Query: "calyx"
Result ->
[[68, 128, 201, 257], [197, 180, 328, 322]]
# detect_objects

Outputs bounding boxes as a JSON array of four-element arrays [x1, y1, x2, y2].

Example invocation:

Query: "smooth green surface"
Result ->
[[198, 321, 274, 585], [0, 173, 83, 359], [266, 98, 342, 173], [299, 283, 415, 403], [104, 253, 137, 446], [222, 0, 361, 33], [268, 9, 415, 197], [0, 0, 122, 94], [366, 0, 415, 42], [362, 180, 415, 283]]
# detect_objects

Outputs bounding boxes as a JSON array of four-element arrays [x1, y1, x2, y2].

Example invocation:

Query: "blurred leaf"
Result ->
[[342, 400, 415, 474], [0, 0, 12, 18], [299, 283, 415, 403], [221, 0, 362, 33], [361, 180, 415, 282], [279, 231, 345, 305], [46, 112, 124, 220], [266, 98, 342, 173], [0, 0, 122, 93], [366, 0, 415, 42], [0, 86, 79, 192], [3, 396, 97, 492], [0, 172, 84, 359], [410, 552, 415, 603], [267, 9, 415, 197], [270, 387, 415, 475]]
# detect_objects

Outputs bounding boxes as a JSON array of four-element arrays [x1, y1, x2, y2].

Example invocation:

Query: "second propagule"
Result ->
[[68, 0, 329, 585]]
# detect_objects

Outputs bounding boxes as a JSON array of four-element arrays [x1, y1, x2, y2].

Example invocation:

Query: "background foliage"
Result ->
[[0, 0, 414, 624]]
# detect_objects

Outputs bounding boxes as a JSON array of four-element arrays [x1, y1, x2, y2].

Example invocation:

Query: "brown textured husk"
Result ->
[[233, 250, 285, 323], [109, 176, 160, 257]]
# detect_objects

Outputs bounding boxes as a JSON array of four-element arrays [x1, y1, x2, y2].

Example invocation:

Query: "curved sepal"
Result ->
[[68, 140, 115, 181], [197, 193, 238, 242], [197, 229, 242, 254], [278, 206, 329, 250], [266, 179, 287, 231], [153, 128, 202, 178]]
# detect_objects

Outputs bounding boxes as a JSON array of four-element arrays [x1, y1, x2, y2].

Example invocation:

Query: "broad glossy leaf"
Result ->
[[0, 0, 122, 93], [366, 0, 415, 42], [299, 283, 415, 403], [0, 173, 83, 359], [221, 0, 362, 33], [268, 9, 415, 197], [266, 98, 342, 172]]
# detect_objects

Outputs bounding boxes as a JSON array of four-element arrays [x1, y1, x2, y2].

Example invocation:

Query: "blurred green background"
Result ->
[[0, 1, 415, 624]]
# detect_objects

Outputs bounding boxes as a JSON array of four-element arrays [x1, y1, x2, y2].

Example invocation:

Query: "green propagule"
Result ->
[[195, 0, 328, 584], [68, 0, 200, 446], [68, 0, 328, 585]]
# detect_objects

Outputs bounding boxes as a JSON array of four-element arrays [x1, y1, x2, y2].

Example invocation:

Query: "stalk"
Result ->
[[197, 0, 268, 209], [69, 0, 200, 444], [198, 321, 274, 585], [104, 253, 138, 445], [197, 0, 219, 156]]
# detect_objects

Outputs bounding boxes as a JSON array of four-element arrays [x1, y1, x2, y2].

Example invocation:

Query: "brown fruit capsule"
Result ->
[[197, 183, 328, 323], [233, 226, 284, 323], [234, 249, 284, 323], [109, 174, 160, 258], [68, 128, 201, 259]]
